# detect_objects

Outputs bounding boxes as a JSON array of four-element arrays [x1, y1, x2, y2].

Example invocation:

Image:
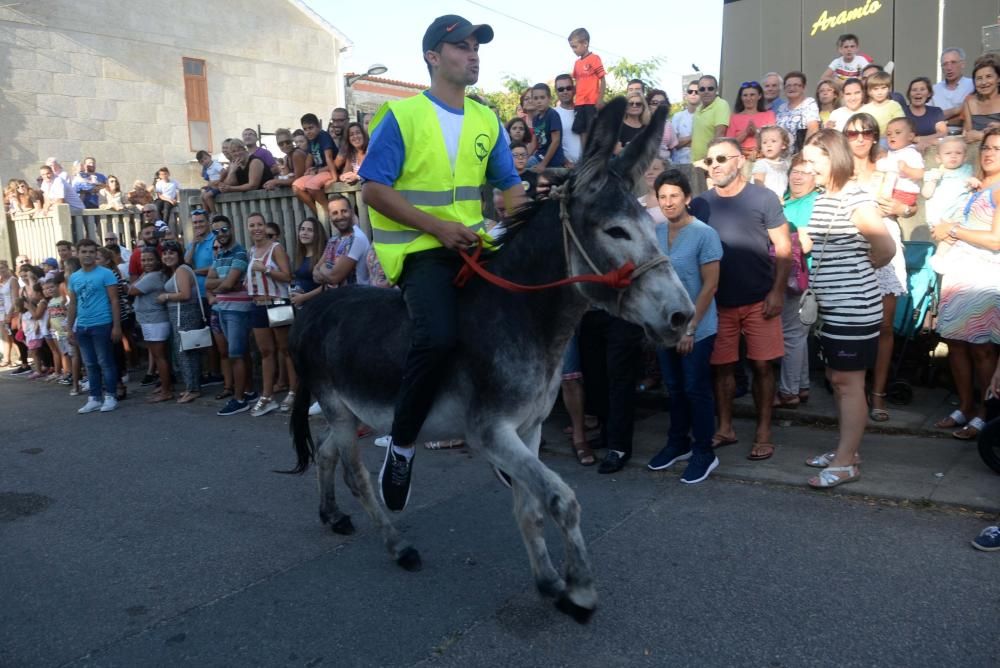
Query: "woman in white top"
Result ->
[[245, 211, 296, 416], [799, 129, 895, 488], [826, 77, 865, 131], [98, 175, 128, 211]]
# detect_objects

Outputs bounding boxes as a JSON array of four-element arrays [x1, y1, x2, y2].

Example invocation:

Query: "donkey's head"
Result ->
[[561, 98, 694, 346]]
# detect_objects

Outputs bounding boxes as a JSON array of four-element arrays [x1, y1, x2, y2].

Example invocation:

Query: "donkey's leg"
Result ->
[[477, 423, 597, 623], [510, 423, 563, 598], [339, 429, 422, 572], [315, 430, 354, 535]]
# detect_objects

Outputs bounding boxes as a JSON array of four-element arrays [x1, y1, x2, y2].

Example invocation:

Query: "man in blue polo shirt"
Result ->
[[184, 207, 223, 386]]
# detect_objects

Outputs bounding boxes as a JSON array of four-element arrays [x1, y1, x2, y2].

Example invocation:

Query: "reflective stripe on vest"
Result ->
[[368, 94, 499, 283]]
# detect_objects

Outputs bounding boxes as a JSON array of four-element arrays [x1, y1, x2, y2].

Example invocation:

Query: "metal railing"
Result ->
[[4, 183, 371, 262]]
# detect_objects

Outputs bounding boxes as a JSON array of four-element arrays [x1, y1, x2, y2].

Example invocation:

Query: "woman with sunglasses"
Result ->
[[726, 81, 776, 161], [929, 127, 1000, 440], [616, 91, 651, 154], [799, 129, 895, 488], [8, 180, 41, 214], [775, 71, 820, 153], [157, 240, 204, 403], [98, 176, 127, 211], [843, 112, 911, 423], [263, 128, 310, 191]]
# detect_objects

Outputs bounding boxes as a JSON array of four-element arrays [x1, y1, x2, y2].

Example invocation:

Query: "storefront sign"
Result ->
[[810, 0, 883, 36]]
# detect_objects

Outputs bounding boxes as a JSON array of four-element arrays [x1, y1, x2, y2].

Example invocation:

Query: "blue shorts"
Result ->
[[215, 309, 250, 358], [561, 333, 582, 381]]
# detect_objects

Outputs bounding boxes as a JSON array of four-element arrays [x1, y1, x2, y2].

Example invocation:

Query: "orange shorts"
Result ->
[[710, 301, 784, 365], [293, 171, 334, 192]]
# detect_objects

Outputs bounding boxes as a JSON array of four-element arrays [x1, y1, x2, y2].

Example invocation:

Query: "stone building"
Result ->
[[0, 0, 350, 188], [345, 74, 425, 122]]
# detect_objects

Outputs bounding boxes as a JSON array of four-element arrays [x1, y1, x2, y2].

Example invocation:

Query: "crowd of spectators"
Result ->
[[1, 31, 998, 524]]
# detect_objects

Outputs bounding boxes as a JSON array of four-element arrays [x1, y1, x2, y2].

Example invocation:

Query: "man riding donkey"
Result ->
[[360, 15, 529, 512]]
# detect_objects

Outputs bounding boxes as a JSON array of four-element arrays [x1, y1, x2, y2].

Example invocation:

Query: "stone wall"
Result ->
[[0, 1, 347, 189]]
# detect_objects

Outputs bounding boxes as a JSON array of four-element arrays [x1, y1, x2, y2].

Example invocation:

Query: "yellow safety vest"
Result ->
[[368, 93, 498, 283]]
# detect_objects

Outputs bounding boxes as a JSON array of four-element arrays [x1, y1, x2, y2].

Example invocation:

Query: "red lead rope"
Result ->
[[454, 240, 636, 292]]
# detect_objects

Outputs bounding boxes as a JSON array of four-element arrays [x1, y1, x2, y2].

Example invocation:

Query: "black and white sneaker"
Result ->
[[140, 373, 158, 387], [379, 440, 414, 512]]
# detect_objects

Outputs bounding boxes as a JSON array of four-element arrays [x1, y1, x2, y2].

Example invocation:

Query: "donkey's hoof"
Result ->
[[536, 577, 566, 599], [330, 515, 355, 535], [555, 594, 596, 624], [396, 546, 422, 572]]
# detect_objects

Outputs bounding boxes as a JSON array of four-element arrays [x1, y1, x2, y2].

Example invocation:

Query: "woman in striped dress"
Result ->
[[799, 129, 896, 488], [930, 127, 1000, 440]]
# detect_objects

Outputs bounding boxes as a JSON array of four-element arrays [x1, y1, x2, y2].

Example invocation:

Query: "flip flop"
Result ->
[[747, 442, 775, 461], [146, 392, 174, 403], [571, 441, 597, 466], [711, 433, 738, 449]]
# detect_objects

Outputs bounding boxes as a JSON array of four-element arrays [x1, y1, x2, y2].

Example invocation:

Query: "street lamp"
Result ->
[[346, 63, 388, 87], [345, 64, 389, 122]]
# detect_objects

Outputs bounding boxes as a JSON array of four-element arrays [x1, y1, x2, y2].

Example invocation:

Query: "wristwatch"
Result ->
[[685, 324, 696, 337]]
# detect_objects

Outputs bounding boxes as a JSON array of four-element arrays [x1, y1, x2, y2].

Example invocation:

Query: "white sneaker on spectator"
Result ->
[[374, 435, 391, 448], [78, 398, 102, 414], [100, 395, 118, 412], [308, 401, 322, 416], [250, 396, 278, 417]]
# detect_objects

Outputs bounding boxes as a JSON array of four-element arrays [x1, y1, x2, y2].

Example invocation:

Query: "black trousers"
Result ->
[[390, 248, 462, 445], [579, 309, 645, 456]]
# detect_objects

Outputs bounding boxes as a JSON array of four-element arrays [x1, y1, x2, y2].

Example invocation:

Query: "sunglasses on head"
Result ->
[[556, 85, 574, 92], [740, 81, 760, 88], [699, 86, 716, 92], [845, 129, 875, 139], [703, 154, 740, 166]]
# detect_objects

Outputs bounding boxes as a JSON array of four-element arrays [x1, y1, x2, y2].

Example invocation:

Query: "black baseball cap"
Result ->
[[422, 14, 494, 53]]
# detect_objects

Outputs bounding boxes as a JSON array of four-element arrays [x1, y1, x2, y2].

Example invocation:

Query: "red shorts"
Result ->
[[293, 171, 334, 192], [710, 301, 784, 365]]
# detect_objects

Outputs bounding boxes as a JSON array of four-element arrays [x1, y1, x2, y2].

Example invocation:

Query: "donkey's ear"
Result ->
[[576, 98, 627, 186], [616, 105, 669, 193]]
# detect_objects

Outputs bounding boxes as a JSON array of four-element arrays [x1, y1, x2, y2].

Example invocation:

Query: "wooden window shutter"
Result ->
[[182, 58, 212, 152]]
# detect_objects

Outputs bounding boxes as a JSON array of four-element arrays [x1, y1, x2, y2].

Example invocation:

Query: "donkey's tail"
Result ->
[[277, 362, 314, 475]]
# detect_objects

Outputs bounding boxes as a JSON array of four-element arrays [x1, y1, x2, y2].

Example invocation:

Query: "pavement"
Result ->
[[2, 372, 999, 667]]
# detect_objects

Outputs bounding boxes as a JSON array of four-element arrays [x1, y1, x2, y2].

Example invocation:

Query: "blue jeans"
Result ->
[[657, 335, 716, 456], [76, 323, 118, 399]]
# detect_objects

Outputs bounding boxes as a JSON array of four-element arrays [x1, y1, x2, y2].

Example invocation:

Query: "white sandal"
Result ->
[[808, 465, 860, 488], [805, 452, 863, 468]]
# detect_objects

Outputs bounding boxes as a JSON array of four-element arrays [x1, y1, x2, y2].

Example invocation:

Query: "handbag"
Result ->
[[266, 299, 294, 327], [176, 267, 212, 351], [799, 196, 838, 326]]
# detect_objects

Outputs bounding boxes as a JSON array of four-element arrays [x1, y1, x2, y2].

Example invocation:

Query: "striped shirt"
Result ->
[[804, 185, 883, 341]]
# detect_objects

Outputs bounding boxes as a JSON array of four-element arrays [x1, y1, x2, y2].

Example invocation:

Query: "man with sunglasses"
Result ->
[[553, 74, 582, 166], [693, 137, 791, 462], [691, 75, 730, 192], [205, 215, 255, 416], [671, 83, 702, 178], [128, 211, 161, 280]]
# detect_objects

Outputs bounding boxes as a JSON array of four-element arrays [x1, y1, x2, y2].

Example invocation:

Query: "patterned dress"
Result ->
[[935, 185, 1000, 344]]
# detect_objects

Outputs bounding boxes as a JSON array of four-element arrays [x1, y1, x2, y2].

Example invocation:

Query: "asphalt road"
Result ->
[[1, 376, 997, 667]]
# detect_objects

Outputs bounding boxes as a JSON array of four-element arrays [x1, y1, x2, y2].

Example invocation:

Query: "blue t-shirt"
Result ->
[[904, 104, 945, 137], [655, 219, 723, 341], [532, 108, 565, 167], [309, 130, 338, 169], [694, 183, 788, 308], [359, 92, 521, 192], [69, 266, 117, 327], [186, 232, 216, 294]]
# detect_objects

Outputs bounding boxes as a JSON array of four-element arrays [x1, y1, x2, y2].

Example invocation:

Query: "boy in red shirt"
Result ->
[[569, 28, 606, 144]]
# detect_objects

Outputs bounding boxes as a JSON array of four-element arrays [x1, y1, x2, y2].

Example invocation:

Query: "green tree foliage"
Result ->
[[605, 57, 663, 97], [470, 74, 533, 122]]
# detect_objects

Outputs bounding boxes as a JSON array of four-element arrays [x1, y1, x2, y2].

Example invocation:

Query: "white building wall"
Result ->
[[0, 0, 346, 188]]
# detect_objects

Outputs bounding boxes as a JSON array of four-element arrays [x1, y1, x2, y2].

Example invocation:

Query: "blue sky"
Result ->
[[310, 0, 724, 97]]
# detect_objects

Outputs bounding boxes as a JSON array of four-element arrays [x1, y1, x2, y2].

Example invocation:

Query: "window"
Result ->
[[182, 57, 211, 152]]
